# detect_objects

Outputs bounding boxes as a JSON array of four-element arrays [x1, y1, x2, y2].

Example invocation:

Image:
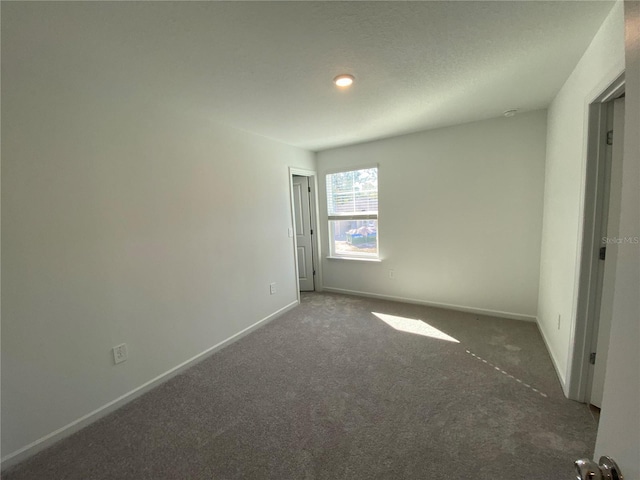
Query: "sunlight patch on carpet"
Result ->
[[372, 312, 460, 343]]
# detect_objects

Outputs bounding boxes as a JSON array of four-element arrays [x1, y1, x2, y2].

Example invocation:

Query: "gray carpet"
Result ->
[[4, 292, 597, 479]]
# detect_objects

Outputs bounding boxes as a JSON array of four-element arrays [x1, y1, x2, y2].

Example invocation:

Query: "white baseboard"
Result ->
[[322, 287, 537, 322], [1, 300, 299, 470], [534, 316, 568, 395]]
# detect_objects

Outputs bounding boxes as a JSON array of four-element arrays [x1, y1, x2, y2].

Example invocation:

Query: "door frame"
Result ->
[[289, 167, 322, 302], [568, 72, 625, 402]]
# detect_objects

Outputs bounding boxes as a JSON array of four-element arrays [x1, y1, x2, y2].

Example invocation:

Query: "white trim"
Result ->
[[535, 316, 569, 395], [322, 287, 536, 322], [567, 69, 625, 401], [309, 173, 324, 292], [323, 163, 379, 176], [289, 167, 316, 177], [326, 256, 382, 263], [0, 300, 299, 470], [599, 75, 626, 103]]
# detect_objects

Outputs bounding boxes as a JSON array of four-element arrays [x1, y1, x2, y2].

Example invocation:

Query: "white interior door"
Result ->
[[292, 175, 315, 292], [590, 97, 625, 408]]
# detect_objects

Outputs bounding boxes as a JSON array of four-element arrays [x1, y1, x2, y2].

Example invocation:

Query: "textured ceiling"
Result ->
[[3, 1, 615, 151]]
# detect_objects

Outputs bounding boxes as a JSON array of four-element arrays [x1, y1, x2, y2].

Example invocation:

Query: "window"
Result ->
[[326, 167, 378, 259]]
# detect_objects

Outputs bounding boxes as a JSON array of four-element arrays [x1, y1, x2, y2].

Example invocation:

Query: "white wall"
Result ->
[[537, 2, 625, 390], [594, 1, 640, 475], [1, 14, 314, 463], [317, 111, 547, 320]]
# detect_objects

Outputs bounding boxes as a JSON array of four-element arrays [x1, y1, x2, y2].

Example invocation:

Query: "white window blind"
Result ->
[[326, 167, 378, 220]]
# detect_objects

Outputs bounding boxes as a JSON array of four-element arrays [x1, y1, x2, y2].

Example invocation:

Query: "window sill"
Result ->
[[326, 256, 382, 263]]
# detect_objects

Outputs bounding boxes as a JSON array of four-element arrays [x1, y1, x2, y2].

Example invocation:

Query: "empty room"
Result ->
[[2, 1, 638, 479]]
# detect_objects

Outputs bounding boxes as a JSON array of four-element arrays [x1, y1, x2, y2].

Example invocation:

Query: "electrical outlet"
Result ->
[[389, 269, 395, 279], [113, 343, 128, 365], [270, 282, 277, 295], [557, 314, 561, 330]]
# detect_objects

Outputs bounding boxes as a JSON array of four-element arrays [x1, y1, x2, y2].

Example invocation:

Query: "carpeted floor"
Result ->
[[4, 292, 597, 479]]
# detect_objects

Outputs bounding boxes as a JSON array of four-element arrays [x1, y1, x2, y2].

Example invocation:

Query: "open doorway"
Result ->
[[586, 96, 625, 409], [571, 74, 625, 408], [289, 168, 321, 295]]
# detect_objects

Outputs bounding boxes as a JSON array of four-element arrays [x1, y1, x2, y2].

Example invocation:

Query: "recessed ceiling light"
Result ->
[[503, 109, 518, 117], [333, 74, 355, 88]]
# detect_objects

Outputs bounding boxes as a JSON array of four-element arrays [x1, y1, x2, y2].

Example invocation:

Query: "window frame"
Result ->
[[325, 165, 379, 260]]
